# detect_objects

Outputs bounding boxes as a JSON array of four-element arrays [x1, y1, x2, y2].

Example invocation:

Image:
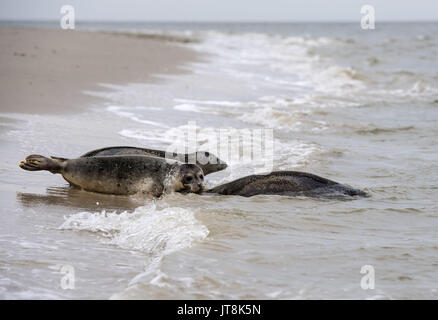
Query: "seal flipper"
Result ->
[[50, 156, 68, 162], [19, 155, 65, 174]]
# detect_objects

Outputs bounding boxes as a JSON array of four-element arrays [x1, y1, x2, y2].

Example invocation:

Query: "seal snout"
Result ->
[[183, 180, 205, 194], [218, 162, 228, 170], [192, 182, 205, 194]]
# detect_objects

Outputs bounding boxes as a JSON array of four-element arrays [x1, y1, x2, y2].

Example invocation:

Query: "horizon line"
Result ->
[[1, 19, 437, 24]]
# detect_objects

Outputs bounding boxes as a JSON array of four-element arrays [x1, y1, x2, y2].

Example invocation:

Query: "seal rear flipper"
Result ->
[[19, 154, 65, 174]]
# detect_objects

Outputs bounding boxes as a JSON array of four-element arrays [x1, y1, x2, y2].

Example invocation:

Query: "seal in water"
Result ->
[[80, 146, 227, 175], [207, 171, 367, 197], [19, 154, 205, 197]]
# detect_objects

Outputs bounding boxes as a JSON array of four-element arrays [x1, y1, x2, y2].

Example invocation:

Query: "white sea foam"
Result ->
[[118, 128, 167, 142], [190, 32, 341, 93], [274, 140, 322, 169], [106, 106, 169, 128], [173, 104, 202, 112], [174, 98, 244, 107], [119, 124, 226, 152], [370, 80, 438, 99], [187, 30, 438, 116], [59, 203, 209, 256]]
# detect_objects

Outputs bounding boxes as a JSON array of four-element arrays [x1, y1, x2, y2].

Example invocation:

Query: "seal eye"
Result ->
[[199, 174, 204, 180], [184, 176, 193, 183]]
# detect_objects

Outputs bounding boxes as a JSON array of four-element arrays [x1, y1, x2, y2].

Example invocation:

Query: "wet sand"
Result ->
[[0, 27, 202, 299], [0, 27, 198, 114], [1, 22, 438, 300]]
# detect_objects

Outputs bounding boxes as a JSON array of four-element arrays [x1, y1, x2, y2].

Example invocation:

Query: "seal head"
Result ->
[[169, 163, 205, 194], [193, 151, 227, 175]]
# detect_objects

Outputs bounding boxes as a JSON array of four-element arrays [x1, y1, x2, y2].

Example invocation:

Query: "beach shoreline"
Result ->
[[1, 22, 437, 299], [0, 27, 199, 114]]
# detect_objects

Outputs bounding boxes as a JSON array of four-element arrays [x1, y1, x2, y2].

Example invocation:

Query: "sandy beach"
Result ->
[[1, 22, 437, 300], [0, 27, 197, 114]]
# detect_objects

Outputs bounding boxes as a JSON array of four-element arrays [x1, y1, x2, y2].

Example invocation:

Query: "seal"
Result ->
[[80, 146, 227, 175], [207, 171, 367, 197], [19, 154, 205, 197]]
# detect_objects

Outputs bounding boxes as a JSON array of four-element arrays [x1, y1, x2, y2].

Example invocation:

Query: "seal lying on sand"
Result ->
[[19, 154, 205, 197], [207, 171, 367, 197], [80, 146, 227, 175]]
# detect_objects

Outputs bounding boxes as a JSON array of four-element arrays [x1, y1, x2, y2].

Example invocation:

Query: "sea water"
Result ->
[[1, 22, 437, 299]]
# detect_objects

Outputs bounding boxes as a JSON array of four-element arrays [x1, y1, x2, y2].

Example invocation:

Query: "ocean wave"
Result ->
[[371, 80, 438, 99], [173, 103, 204, 113], [238, 106, 329, 132], [187, 29, 438, 109], [107, 106, 169, 128], [174, 98, 244, 107], [355, 126, 415, 135], [119, 124, 233, 152], [189, 31, 369, 95], [313, 66, 367, 92], [274, 140, 322, 169], [59, 203, 209, 256]]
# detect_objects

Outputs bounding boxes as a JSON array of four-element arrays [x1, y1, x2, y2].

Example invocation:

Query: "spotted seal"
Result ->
[[19, 154, 205, 197], [207, 171, 367, 197], [80, 146, 227, 175]]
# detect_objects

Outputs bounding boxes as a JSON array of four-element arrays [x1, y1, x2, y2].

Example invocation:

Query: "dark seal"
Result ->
[[207, 171, 367, 197], [80, 146, 227, 175]]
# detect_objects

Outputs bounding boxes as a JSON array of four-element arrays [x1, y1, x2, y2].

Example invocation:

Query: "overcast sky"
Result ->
[[0, 0, 437, 22]]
